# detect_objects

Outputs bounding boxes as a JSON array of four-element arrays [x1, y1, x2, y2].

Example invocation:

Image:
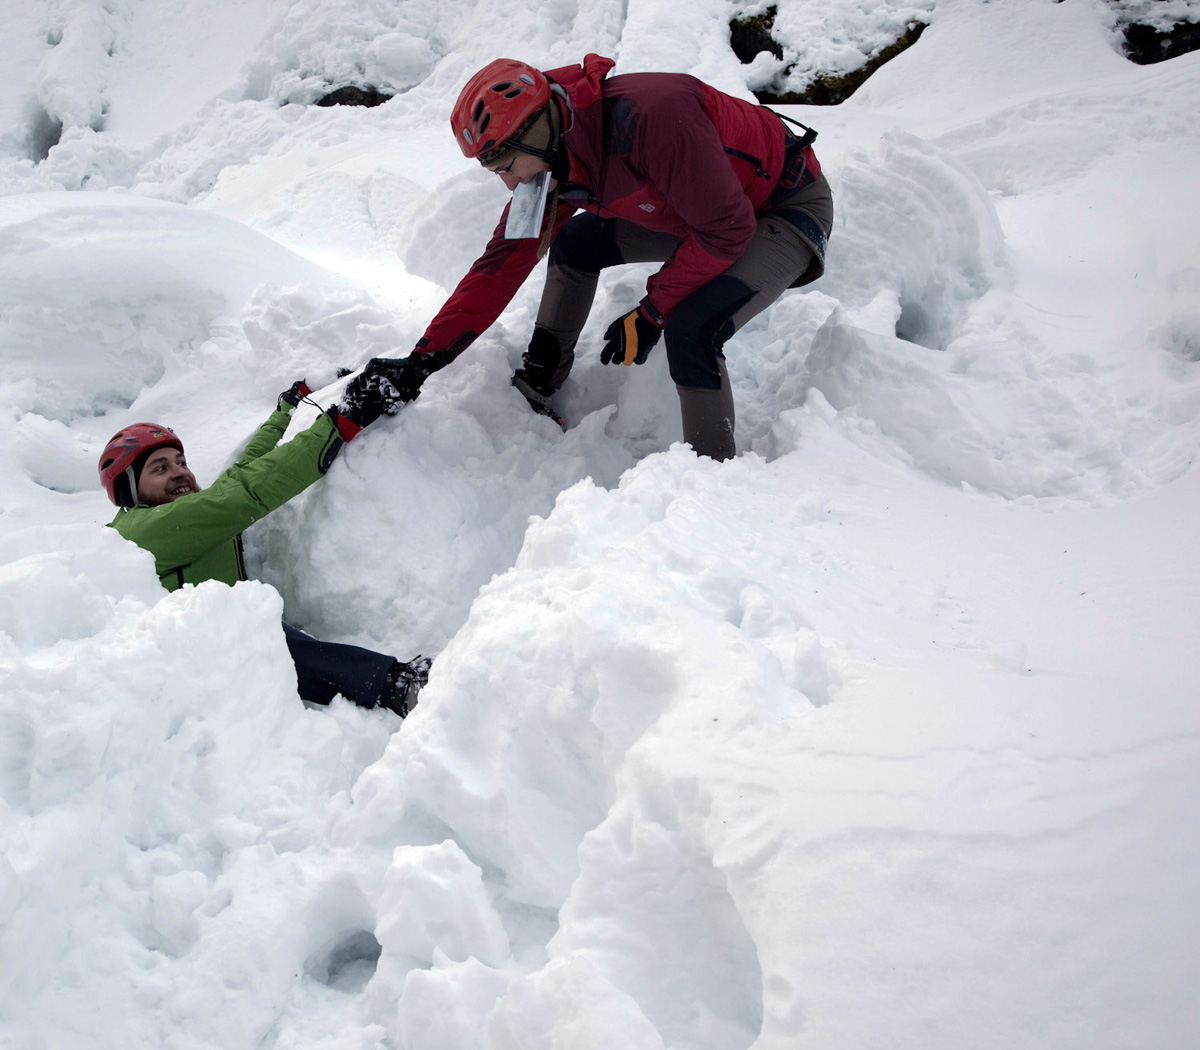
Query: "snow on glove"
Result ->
[[338, 352, 449, 431], [600, 301, 663, 366], [277, 380, 312, 411]]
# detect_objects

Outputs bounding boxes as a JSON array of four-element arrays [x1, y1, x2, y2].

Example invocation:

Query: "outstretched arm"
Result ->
[[232, 381, 314, 469], [113, 409, 346, 577]]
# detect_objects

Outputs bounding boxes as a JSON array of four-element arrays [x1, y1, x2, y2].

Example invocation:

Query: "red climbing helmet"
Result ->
[[451, 58, 552, 158], [98, 422, 182, 507]]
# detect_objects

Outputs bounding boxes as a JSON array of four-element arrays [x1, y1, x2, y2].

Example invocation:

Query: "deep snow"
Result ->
[[2, 0, 1199, 1048]]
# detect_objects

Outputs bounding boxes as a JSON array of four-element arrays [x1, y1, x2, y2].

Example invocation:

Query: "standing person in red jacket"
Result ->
[[345, 54, 832, 460]]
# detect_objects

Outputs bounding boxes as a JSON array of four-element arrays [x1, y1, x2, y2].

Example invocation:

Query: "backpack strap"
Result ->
[[768, 109, 818, 149]]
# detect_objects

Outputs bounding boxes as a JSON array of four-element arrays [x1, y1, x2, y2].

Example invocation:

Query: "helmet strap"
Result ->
[[549, 83, 573, 133], [118, 466, 139, 508]]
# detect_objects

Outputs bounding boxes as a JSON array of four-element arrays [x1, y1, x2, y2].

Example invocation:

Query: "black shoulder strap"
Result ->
[[768, 108, 818, 149]]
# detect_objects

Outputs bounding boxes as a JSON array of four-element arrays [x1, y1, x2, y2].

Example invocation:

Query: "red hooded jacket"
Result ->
[[416, 54, 820, 358]]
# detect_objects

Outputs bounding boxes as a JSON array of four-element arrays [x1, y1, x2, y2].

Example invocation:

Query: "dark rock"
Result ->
[[1123, 20, 1200, 64], [745, 21, 927, 106], [730, 5, 784, 64], [314, 86, 393, 108]]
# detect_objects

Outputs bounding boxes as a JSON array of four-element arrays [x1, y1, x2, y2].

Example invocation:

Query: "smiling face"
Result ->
[[136, 446, 199, 506]]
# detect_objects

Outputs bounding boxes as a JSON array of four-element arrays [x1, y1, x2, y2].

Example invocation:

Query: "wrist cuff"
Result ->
[[330, 407, 363, 442], [638, 298, 666, 328]]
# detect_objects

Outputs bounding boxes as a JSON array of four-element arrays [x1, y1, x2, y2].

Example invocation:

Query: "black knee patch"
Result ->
[[548, 213, 624, 273], [665, 276, 757, 389]]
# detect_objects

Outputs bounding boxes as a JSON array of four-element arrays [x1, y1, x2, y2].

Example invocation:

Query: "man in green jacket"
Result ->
[[98, 379, 428, 717]]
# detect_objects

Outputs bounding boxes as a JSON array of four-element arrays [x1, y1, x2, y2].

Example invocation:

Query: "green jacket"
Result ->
[[109, 407, 345, 592]]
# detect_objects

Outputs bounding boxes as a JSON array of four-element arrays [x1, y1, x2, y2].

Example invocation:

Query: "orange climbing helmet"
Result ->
[[98, 422, 182, 507], [451, 58, 553, 159]]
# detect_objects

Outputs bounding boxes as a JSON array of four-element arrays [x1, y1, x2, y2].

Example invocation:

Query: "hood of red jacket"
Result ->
[[544, 53, 614, 113], [544, 54, 614, 190]]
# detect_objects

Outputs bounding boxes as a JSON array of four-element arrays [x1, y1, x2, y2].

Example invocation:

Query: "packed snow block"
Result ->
[[33, 0, 126, 133], [550, 761, 765, 1050], [0, 524, 162, 716], [819, 131, 1007, 352], [0, 850, 18, 926], [403, 167, 512, 292], [368, 842, 512, 1035], [374, 841, 511, 970], [9, 412, 109, 496], [0, 550, 127, 654], [0, 193, 350, 424], [0, 568, 377, 1045], [388, 957, 514, 1050], [0, 544, 342, 845], [724, 287, 842, 454], [252, 344, 613, 656], [341, 450, 831, 942], [149, 868, 210, 957], [349, 580, 687, 906], [802, 311, 1005, 489], [799, 294, 1176, 502], [240, 0, 438, 104], [239, 283, 408, 395], [1153, 310, 1200, 363], [160, 851, 381, 1045], [486, 957, 668, 1050], [11, 581, 301, 814]]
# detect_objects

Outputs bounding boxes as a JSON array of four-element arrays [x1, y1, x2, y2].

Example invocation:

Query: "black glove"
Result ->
[[339, 353, 445, 429], [600, 301, 663, 366], [277, 380, 312, 411]]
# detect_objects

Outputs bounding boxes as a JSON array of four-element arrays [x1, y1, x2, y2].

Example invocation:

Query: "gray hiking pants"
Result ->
[[527, 171, 833, 460]]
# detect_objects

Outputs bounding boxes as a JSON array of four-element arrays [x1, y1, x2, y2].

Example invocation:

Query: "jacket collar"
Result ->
[[544, 54, 615, 192]]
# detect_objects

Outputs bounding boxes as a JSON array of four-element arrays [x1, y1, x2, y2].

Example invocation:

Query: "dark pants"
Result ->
[[528, 171, 834, 460], [283, 622, 394, 709]]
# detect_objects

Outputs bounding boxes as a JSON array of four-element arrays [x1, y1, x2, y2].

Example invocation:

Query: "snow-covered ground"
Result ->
[[2, 0, 1199, 1047]]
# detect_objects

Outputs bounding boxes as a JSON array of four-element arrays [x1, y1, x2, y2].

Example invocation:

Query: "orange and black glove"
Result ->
[[600, 300, 664, 366]]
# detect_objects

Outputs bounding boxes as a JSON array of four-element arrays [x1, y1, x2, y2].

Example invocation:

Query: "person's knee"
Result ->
[[665, 331, 724, 389], [548, 213, 623, 274], [664, 275, 756, 389]]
